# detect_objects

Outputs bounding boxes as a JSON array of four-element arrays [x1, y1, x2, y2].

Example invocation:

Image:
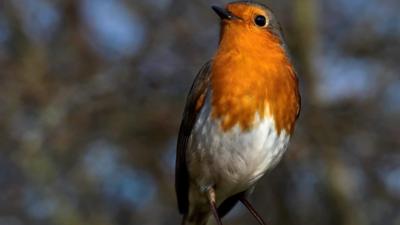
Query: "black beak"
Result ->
[[211, 6, 233, 20]]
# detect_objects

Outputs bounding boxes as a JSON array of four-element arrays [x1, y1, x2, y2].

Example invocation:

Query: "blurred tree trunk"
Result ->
[[293, 1, 363, 225]]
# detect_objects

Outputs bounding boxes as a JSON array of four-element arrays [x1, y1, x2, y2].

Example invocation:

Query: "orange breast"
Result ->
[[210, 25, 300, 134]]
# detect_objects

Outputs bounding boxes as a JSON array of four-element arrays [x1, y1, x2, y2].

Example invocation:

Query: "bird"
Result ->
[[175, 1, 300, 225]]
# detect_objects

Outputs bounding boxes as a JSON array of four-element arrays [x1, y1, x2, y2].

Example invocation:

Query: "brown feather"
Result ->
[[176, 61, 212, 214]]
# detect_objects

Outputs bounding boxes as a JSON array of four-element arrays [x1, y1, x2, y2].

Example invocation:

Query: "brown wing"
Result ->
[[176, 61, 212, 214]]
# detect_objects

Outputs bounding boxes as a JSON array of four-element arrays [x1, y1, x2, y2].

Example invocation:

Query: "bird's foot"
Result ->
[[239, 196, 267, 225], [207, 187, 223, 225]]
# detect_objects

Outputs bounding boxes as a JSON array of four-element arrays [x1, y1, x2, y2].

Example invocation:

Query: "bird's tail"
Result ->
[[181, 212, 210, 225]]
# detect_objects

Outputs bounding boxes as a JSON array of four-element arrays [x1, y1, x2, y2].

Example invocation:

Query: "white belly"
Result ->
[[187, 93, 290, 203]]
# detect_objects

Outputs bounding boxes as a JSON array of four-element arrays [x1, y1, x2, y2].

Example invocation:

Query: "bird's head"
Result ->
[[212, 1, 286, 50]]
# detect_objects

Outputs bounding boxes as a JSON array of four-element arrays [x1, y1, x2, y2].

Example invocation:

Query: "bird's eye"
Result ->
[[254, 15, 267, 27]]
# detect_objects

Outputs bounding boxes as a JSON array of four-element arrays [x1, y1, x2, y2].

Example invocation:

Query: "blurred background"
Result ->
[[0, 0, 399, 225]]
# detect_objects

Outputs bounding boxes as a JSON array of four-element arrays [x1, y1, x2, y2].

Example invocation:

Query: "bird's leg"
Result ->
[[239, 196, 267, 225], [207, 187, 223, 225]]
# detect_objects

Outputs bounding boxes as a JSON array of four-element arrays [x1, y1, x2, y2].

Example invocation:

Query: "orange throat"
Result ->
[[210, 26, 300, 134]]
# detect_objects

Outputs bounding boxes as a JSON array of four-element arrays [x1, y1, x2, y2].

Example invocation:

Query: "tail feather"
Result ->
[[217, 191, 244, 218], [181, 211, 210, 225]]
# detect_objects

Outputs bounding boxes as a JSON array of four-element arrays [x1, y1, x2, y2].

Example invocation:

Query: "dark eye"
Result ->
[[254, 15, 267, 27]]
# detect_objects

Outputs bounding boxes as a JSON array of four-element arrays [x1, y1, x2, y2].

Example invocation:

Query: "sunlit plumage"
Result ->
[[176, 1, 300, 225]]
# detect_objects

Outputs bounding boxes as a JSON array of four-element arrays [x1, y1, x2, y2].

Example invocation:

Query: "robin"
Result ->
[[175, 1, 300, 225]]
